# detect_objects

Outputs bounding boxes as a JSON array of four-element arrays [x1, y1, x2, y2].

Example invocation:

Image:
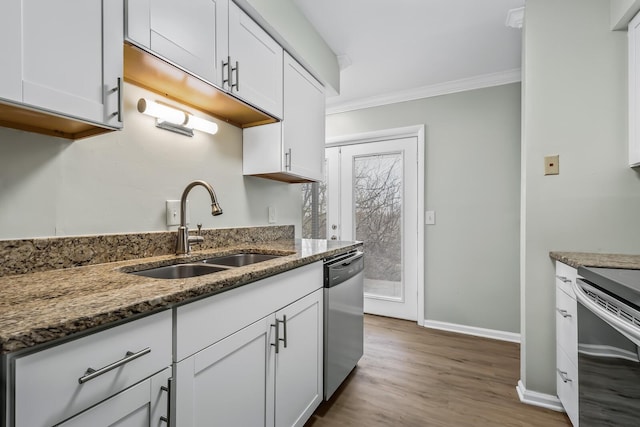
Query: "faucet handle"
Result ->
[[197, 223, 202, 236]]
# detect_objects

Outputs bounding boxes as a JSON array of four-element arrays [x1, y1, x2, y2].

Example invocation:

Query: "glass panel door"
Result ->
[[353, 152, 403, 300], [339, 137, 418, 321]]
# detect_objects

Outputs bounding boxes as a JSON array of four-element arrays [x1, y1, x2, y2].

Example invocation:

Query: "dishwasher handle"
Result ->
[[331, 251, 363, 268], [324, 251, 364, 288]]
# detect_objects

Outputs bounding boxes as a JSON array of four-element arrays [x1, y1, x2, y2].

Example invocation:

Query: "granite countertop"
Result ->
[[0, 239, 361, 354], [549, 251, 640, 270]]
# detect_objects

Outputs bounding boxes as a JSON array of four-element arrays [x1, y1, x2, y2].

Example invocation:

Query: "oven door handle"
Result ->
[[572, 279, 640, 347]]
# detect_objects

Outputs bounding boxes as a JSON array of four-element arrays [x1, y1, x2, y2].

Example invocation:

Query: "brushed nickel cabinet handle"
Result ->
[[557, 369, 572, 383], [556, 275, 571, 284], [285, 148, 292, 171], [110, 77, 122, 122], [160, 377, 172, 426], [556, 308, 572, 318], [222, 56, 231, 89], [280, 315, 287, 349], [231, 61, 239, 91], [78, 347, 151, 384], [271, 320, 280, 354]]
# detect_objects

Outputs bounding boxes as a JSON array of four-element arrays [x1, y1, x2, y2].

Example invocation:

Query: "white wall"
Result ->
[[327, 83, 521, 333], [0, 83, 302, 239], [521, 0, 640, 395]]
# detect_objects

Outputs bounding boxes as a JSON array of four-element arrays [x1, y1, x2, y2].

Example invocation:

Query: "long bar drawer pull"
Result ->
[[78, 347, 151, 384], [280, 315, 288, 349], [556, 308, 572, 318], [557, 369, 572, 383], [556, 275, 571, 284]]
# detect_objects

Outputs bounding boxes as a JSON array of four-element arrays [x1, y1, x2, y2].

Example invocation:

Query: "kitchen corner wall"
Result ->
[[522, 0, 640, 395], [326, 83, 522, 335], [0, 83, 302, 240]]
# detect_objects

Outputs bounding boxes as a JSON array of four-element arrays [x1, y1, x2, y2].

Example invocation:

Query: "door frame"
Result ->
[[326, 125, 425, 326]]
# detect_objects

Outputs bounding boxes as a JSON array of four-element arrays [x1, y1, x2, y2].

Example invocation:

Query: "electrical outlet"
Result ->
[[268, 206, 276, 224], [544, 155, 559, 175], [166, 200, 188, 226]]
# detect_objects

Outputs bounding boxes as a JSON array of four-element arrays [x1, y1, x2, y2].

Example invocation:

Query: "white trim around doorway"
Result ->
[[326, 125, 425, 326]]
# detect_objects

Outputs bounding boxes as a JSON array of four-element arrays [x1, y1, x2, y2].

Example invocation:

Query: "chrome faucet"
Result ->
[[176, 180, 223, 255]]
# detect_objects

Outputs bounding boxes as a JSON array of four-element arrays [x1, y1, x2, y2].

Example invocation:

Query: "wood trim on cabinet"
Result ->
[[0, 100, 114, 140], [123, 43, 277, 129], [247, 172, 314, 183]]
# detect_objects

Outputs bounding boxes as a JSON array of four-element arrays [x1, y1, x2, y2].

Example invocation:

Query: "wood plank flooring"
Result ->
[[306, 315, 571, 427]]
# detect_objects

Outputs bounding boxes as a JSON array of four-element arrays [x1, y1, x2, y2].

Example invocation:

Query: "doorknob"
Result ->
[[331, 224, 338, 230], [331, 235, 337, 240]]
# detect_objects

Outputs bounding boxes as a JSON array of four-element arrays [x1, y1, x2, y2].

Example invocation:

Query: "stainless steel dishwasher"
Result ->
[[323, 250, 364, 400]]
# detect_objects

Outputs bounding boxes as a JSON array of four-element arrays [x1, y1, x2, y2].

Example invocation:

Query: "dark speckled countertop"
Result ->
[[0, 238, 361, 354], [549, 251, 640, 270]]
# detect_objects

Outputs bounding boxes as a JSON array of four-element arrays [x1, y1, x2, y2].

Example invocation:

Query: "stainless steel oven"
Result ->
[[574, 267, 640, 426]]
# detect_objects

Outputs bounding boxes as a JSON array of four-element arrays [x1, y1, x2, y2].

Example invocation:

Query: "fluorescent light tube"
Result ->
[[137, 98, 186, 125], [186, 114, 219, 135]]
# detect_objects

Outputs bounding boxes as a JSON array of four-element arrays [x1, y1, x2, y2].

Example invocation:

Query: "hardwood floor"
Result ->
[[306, 315, 571, 427]]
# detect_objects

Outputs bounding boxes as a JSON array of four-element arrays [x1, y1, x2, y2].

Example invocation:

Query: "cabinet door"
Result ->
[[21, 0, 122, 127], [283, 54, 325, 182], [228, 2, 283, 118], [0, 0, 22, 102], [175, 315, 275, 427], [58, 368, 170, 427], [275, 289, 323, 427], [148, 0, 228, 86]]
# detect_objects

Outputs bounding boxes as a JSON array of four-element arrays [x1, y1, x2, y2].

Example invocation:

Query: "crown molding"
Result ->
[[326, 68, 522, 115], [505, 7, 525, 29]]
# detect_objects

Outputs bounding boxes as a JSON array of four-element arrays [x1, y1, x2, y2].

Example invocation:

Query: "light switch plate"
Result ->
[[544, 155, 559, 175], [425, 210, 435, 225]]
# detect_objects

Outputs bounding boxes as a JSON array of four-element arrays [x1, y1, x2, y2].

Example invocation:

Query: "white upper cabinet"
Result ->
[[228, 2, 283, 118], [0, 0, 22, 102], [282, 54, 325, 181], [630, 11, 640, 166], [126, 0, 282, 118], [127, 0, 229, 86], [0, 0, 124, 132], [243, 53, 325, 183]]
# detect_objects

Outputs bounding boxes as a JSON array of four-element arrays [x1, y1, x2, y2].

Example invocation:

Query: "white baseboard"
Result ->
[[423, 319, 521, 343], [516, 380, 564, 412]]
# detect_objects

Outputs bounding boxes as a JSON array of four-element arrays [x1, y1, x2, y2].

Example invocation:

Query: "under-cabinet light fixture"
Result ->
[[137, 98, 218, 137]]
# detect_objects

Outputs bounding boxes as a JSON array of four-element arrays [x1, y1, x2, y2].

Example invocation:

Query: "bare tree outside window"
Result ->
[[301, 181, 327, 239], [354, 153, 403, 299]]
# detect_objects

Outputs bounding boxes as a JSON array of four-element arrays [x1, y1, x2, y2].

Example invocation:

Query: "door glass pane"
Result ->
[[353, 153, 403, 300]]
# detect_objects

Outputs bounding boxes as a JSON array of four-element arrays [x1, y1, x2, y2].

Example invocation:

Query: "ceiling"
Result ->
[[295, 0, 525, 113]]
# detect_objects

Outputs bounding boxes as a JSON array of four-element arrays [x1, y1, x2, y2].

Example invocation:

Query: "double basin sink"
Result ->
[[129, 253, 285, 280]]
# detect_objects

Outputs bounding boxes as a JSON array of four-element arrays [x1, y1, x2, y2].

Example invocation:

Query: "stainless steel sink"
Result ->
[[201, 253, 283, 267], [131, 263, 229, 279]]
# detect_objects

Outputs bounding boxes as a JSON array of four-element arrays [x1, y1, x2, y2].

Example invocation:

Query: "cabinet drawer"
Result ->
[[176, 262, 322, 361], [556, 347, 579, 426], [12, 310, 172, 427], [555, 261, 577, 298], [556, 286, 577, 366]]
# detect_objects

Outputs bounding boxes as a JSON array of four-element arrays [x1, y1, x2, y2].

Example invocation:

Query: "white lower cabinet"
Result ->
[[8, 310, 172, 427], [58, 367, 171, 427], [274, 290, 323, 427], [555, 261, 579, 426], [3, 263, 325, 427], [175, 316, 275, 426], [174, 262, 324, 427]]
